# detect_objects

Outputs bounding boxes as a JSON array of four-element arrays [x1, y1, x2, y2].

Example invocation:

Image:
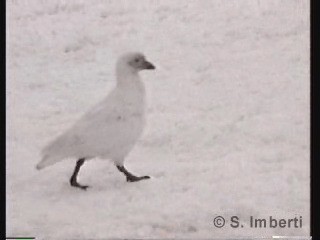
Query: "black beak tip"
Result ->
[[148, 64, 156, 70], [145, 61, 156, 70]]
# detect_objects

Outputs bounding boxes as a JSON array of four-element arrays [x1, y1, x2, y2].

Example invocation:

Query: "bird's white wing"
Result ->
[[42, 90, 123, 158]]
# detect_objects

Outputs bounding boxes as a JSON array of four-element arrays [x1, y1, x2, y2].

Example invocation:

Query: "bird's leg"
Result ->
[[70, 158, 89, 190], [116, 165, 150, 182]]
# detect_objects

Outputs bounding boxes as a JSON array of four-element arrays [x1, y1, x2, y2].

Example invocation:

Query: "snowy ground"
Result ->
[[7, 0, 310, 239]]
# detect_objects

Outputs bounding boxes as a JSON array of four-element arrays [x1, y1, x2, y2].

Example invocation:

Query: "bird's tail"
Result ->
[[36, 154, 60, 170]]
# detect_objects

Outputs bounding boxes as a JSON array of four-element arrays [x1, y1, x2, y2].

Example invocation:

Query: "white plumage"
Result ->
[[36, 52, 155, 175]]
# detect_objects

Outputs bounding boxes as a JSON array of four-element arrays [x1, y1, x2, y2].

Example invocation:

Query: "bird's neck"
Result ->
[[116, 68, 145, 95]]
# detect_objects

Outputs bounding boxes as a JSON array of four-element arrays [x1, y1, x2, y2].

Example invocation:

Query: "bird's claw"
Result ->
[[126, 175, 150, 182], [79, 185, 90, 190], [70, 179, 90, 190]]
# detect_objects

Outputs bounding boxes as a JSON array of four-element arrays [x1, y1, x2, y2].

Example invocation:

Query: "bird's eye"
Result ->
[[134, 58, 139, 62]]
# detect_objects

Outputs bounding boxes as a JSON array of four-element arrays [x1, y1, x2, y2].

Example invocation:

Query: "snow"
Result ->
[[7, 0, 309, 239]]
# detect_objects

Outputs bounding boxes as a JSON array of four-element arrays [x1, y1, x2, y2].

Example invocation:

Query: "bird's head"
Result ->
[[117, 52, 155, 74]]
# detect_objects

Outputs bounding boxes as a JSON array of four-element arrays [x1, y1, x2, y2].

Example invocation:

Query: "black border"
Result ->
[[2, 0, 6, 239], [311, 0, 319, 238]]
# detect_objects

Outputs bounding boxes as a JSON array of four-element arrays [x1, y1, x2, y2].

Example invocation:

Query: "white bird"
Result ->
[[36, 52, 155, 190]]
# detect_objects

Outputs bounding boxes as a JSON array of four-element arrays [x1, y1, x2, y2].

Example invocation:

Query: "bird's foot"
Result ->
[[126, 175, 150, 182], [116, 165, 150, 182], [71, 182, 90, 190], [70, 178, 90, 190]]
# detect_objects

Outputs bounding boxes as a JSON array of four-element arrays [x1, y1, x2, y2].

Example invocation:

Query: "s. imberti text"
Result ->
[[230, 216, 303, 228]]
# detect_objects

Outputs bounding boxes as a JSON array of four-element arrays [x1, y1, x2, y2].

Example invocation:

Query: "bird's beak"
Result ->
[[143, 60, 155, 70]]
